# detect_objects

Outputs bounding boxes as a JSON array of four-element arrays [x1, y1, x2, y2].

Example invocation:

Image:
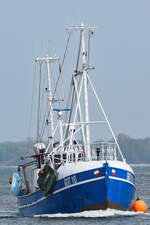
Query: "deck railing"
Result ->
[[48, 142, 117, 164], [91, 142, 117, 161]]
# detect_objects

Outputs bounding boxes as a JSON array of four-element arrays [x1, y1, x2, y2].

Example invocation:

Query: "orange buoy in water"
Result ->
[[59, 64, 62, 73], [133, 200, 147, 213], [9, 176, 12, 184]]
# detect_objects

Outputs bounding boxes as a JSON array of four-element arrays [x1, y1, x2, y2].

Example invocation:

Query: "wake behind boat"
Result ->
[[10, 24, 136, 216]]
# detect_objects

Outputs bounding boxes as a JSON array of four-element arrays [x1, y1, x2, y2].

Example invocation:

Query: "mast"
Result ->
[[65, 24, 96, 160], [37, 62, 42, 143], [81, 24, 91, 161], [35, 55, 59, 146], [46, 56, 54, 147]]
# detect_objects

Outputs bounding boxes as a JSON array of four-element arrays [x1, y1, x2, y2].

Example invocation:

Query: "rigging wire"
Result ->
[[39, 64, 48, 139], [64, 31, 82, 140], [64, 80, 75, 140], [39, 65, 44, 118], [36, 29, 92, 145], [52, 30, 72, 100], [40, 62, 59, 140], [75, 30, 82, 72], [40, 64, 56, 139], [64, 79, 73, 122], [64, 74, 83, 141], [27, 63, 37, 148], [60, 59, 66, 106], [40, 30, 72, 138]]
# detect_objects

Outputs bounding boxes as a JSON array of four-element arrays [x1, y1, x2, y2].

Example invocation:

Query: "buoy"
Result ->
[[59, 64, 62, 73], [133, 200, 147, 213], [9, 176, 12, 184]]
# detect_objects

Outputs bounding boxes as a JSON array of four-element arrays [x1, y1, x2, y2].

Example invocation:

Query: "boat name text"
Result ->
[[64, 175, 77, 187]]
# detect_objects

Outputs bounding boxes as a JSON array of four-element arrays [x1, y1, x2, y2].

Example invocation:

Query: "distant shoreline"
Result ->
[[1, 163, 150, 169], [130, 163, 150, 167], [0, 165, 17, 168]]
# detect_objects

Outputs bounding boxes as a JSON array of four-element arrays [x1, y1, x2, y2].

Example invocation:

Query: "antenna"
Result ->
[[66, 24, 97, 32]]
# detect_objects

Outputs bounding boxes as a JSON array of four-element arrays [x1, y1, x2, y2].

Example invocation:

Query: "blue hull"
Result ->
[[18, 162, 135, 216]]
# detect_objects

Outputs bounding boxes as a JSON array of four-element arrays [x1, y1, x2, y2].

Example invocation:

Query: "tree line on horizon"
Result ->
[[0, 134, 150, 165]]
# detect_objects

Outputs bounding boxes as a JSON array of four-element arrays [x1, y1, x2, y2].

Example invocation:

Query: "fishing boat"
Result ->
[[10, 24, 136, 216]]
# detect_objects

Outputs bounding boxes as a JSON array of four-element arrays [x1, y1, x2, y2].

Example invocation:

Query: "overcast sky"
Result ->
[[0, 0, 150, 142]]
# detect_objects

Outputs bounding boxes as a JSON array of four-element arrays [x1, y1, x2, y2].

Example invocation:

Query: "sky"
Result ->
[[0, 0, 150, 142]]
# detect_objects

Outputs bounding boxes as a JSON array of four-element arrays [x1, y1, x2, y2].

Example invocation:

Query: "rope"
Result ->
[[40, 30, 72, 138]]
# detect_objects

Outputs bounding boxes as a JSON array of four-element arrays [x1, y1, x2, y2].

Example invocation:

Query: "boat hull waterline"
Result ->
[[18, 161, 135, 216]]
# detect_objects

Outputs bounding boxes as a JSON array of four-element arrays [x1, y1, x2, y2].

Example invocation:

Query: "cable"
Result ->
[[40, 30, 72, 137], [52, 30, 72, 99], [27, 63, 37, 148], [75, 30, 82, 72]]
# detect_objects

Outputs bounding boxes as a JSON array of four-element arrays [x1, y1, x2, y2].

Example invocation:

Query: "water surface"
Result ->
[[0, 166, 150, 225]]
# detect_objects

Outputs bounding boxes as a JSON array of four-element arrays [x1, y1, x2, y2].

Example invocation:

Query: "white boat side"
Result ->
[[57, 160, 134, 181]]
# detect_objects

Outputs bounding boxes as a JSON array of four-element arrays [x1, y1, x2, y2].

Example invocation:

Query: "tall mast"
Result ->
[[81, 24, 91, 160], [46, 56, 54, 147], [37, 62, 42, 143], [35, 55, 59, 146]]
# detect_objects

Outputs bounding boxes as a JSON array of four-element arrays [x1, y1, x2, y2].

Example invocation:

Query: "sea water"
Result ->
[[0, 166, 150, 225]]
